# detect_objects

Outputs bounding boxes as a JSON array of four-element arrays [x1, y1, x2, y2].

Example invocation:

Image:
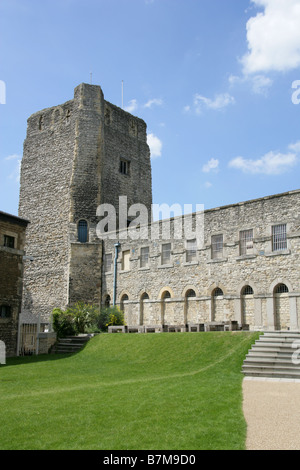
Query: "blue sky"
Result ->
[[1, 0, 300, 216]]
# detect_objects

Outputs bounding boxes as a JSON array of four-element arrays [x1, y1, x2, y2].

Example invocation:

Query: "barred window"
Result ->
[[161, 243, 171, 265], [242, 285, 254, 296], [186, 239, 197, 262], [274, 284, 289, 294], [272, 224, 287, 252], [120, 158, 130, 175], [213, 288, 224, 297], [240, 229, 253, 255], [211, 235, 223, 260], [104, 253, 112, 272], [140, 247, 149, 268]]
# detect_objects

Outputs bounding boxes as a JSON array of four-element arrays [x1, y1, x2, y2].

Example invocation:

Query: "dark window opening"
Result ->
[[242, 285, 254, 296], [120, 159, 130, 175], [78, 220, 88, 243], [186, 289, 196, 298], [274, 284, 289, 294], [4, 235, 15, 249], [162, 291, 171, 299], [0, 305, 11, 318], [213, 288, 224, 297]]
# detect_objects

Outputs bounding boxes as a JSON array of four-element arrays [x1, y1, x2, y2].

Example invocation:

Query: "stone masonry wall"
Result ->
[[19, 83, 152, 322], [0, 215, 28, 356], [19, 92, 77, 322], [102, 190, 300, 331]]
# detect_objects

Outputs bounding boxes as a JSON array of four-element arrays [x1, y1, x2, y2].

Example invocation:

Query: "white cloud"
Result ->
[[124, 99, 138, 113], [5, 153, 19, 161], [204, 181, 212, 188], [289, 140, 300, 153], [250, 74, 273, 95], [144, 98, 163, 109], [147, 133, 162, 158], [242, 0, 300, 74], [202, 158, 219, 173], [194, 93, 235, 113], [229, 72, 273, 95], [4, 154, 21, 182], [229, 143, 300, 175]]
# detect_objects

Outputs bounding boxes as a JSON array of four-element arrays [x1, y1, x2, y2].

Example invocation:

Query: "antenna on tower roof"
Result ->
[[122, 80, 124, 109], [90, 71, 93, 84]]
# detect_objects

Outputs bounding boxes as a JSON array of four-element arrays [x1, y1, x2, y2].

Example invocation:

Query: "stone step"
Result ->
[[242, 369, 300, 379], [52, 334, 93, 354], [242, 331, 300, 379], [247, 350, 294, 359], [243, 357, 299, 367]]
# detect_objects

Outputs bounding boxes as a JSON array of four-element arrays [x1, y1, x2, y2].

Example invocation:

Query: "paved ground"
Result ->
[[243, 377, 300, 450]]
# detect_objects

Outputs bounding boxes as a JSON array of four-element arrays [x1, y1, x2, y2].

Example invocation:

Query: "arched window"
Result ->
[[78, 220, 88, 243], [241, 285, 254, 296], [274, 284, 289, 294], [162, 291, 171, 299], [213, 288, 223, 297], [141, 292, 149, 301], [104, 295, 111, 308], [120, 294, 129, 312], [186, 289, 196, 298]]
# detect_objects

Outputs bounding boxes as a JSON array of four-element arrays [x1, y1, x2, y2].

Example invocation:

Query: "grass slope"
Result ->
[[0, 331, 259, 450]]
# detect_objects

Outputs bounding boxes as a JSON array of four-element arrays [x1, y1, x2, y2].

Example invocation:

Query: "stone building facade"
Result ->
[[101, 190, 300, 332], [18, 83, 300, 332], [0, 211, 29, 356]]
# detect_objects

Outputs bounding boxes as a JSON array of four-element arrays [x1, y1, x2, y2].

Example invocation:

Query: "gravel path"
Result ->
[[243, 377, 300, 450]]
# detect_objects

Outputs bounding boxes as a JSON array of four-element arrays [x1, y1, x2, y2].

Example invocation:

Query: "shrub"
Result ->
[[52, 308, 77, 338], [52, 304, 125, 336], [97, 306, 125, 332], [69, 302, 99, 334], [52, 303, 99, 337]]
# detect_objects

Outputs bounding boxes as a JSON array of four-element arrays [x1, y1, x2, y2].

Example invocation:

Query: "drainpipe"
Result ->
[[113, 242, 121, 306]]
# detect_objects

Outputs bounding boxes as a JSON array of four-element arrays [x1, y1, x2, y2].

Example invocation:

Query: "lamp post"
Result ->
[[113, 242, 121, 306]]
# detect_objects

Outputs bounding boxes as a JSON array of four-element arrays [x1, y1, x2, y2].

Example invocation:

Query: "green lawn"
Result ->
[[0, 331, 260, 450]]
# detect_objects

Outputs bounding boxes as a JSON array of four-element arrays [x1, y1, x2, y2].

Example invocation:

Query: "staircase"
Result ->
[[52, 335, 92, 354], [242, 331, 300, 380]]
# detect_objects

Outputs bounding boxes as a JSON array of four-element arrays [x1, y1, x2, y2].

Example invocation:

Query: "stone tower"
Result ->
[[19, 83, 152, 323]]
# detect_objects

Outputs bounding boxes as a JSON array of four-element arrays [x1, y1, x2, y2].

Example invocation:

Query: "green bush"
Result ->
[[52, 303, 99, 337], [52, 308, 77, 338], [52, 303, 125, 337], [96, 306, 126, 332]]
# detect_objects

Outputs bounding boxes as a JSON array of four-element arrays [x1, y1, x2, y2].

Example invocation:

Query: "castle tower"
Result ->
[[19, 83, 152, 323]]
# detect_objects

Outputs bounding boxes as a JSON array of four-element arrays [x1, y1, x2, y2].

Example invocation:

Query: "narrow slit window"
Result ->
[[120, 159, 130, 175], [78, 220, 88, 243]]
